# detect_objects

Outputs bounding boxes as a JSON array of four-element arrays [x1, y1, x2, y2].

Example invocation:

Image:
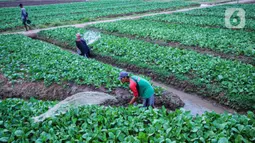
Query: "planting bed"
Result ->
[[37, 27, 255, 111], [181, 4, 255, 19], [0, 98, 254, 142], [0, 0, 198, 32], [0, 34, 184, 109], [143, 13, 255, 31]]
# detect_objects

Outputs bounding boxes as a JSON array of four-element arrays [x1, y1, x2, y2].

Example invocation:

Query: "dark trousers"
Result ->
[[142, 94, 154, 108], [79, 48, 91, 58], [22, 19, 30, 31]]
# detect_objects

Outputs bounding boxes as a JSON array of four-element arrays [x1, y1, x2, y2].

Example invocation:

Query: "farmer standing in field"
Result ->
[[19, 4, 31, 31], [75, 33, 91, 58], [118, 71, 155, 108]]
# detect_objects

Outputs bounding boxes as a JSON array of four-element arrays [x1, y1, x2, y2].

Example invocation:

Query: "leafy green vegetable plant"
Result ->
[[0, 98, 254, 142]]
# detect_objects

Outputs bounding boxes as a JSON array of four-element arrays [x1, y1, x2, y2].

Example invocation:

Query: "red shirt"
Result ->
[[129, 79, 138, 97]]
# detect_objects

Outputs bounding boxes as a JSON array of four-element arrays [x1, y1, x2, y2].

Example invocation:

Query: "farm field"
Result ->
[[1, 0, 255, 142], [0, 98, 254, 142], [86, 4, 255, 111], [0, 34, 183, 108], [0, 0, 86, 7], [91, 7, 255, 60], [92, 19, 255, 58], [37, 27, 255, 111], [0, 0, 199, 32], [89, 4, 255, 65], [143, 12, 255, 31]]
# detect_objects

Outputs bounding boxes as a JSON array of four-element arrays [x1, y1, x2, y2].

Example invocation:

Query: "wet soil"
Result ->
[[0, 74, 184, 110], [88, 28, 255, 66], [0, 0, 88, 8]]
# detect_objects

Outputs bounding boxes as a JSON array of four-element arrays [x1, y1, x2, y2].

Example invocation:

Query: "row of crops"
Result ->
[[143, 13, 255, 30], [0, 0, 199, 32], [37, 26, 255, 111], [154, 4, 255, 31], [180, 4, 255, 19], [91, 18, 255, 58], [0, 98, 254, 142]]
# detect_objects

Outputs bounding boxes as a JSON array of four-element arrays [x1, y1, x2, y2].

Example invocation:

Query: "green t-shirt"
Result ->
[[131, 76, 154, 98]]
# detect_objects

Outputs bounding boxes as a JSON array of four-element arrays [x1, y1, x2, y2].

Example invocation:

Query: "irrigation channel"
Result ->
[[151, 81, 236, 115], [5, 0, 250, 115]]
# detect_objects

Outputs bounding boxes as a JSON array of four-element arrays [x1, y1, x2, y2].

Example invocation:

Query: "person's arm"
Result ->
[[129, 80, 138, 105], [129, 96, 138, 105]]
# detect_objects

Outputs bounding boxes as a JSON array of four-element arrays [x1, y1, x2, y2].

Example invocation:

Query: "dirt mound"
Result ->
[[101, 88, 184, 109], [0, 74, 184, 110]]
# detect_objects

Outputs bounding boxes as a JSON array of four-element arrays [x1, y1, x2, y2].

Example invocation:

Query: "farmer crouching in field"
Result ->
[[75, 33, 91, 58], [119, 71, 155, 108], [19, 4, 31, 31]]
